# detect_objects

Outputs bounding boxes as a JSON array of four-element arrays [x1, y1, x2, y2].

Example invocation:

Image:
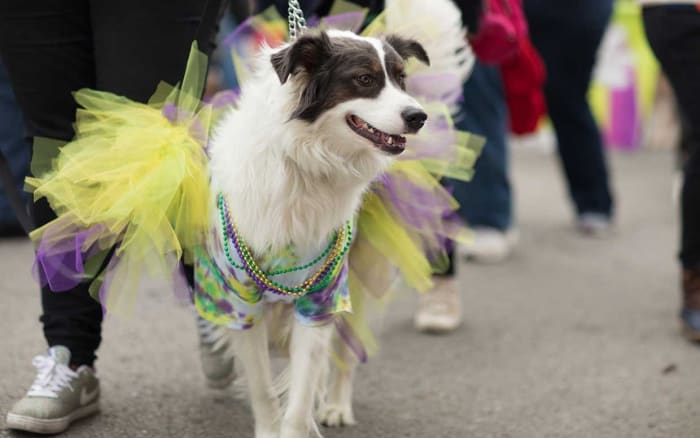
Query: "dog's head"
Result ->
[[270, 30, 430, 157]]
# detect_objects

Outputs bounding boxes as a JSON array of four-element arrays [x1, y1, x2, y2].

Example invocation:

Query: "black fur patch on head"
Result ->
[[384, 35, 430, 66], [382, 43, 408, 90], [270, 32, 333, 84], [272, 32, 390, 123]]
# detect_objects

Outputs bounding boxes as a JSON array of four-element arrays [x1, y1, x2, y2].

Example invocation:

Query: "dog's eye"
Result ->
[[397, 71, 407, 88], [355, 74, 374, 87]]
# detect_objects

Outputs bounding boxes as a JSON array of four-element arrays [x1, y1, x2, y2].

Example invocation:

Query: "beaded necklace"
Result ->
[[217, 193, 353, 297]]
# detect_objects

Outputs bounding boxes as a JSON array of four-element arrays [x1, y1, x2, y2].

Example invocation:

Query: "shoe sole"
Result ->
[[415, 317, 462, 334], [6, 401, 99, 434], [206, 372, 236, 389]]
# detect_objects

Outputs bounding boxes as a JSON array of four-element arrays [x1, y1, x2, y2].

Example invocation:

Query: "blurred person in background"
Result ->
[[418, 0, 617, 330], [0, 1, 228, 433], [0, 59, 30, 237], [416, 59, 512, 332], [414, 0, 494, 333], [523, 0, 615, 236], [449, 0, 615, 267], [641, 0, 700, 342]]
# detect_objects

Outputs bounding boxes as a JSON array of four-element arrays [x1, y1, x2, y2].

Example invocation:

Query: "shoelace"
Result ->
[[27, 354, 78, 398], [197, 317, 228, 351]]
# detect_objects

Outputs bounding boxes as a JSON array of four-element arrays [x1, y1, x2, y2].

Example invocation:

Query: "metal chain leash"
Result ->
[[288, 0, 307, 41]]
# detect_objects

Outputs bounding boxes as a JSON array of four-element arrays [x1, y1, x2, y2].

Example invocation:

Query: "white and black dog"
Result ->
[[208, 29, 429, 438]]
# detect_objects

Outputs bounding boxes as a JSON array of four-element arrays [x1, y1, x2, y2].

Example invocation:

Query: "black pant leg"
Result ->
[[90, 0, 223, 292], [433, 244, 456, 278], [644, 6, 700, 269], [0, 0, 224, 366], [0, 0, 104, 367], [90, 0, 220, 99], [524, 0, 614, 217]]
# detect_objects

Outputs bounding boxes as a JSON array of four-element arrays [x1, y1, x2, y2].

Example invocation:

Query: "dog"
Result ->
[[203, 29, 429, 438]]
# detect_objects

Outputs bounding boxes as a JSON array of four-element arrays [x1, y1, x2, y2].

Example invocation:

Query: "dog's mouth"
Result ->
[[346, 114, 406, 155]]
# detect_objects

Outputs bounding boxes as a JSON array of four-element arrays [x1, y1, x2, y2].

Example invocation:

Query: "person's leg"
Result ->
[[683, 149, 700, 269], [449, 61, 516, 263], [643, 5, 700, 340], [90, 0, 211, 99], [678, 109, 697, 170], [0, 3, 106, 433], [525, 0, 614, 224], [415, 244, 463, 333], [415, 62, 511, 332], [90, 0, 235, 385], [643, 6, 700, 270], [451, 62, 512, 231], [0, 0, 104, 368], [0, 59, 30, 236]]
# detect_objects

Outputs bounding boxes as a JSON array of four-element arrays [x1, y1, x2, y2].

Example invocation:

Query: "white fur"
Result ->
[[385, 0, 474, 82], [208, 31, 425, 438]]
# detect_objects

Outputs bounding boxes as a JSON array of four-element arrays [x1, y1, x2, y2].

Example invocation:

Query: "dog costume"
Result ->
[[28, 1, 482, 360]]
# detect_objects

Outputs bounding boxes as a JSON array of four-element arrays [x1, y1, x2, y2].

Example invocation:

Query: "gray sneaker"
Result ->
[[197, 317, 235, 389], [6, 346, 100, 434], [414, 277, 463, 334]]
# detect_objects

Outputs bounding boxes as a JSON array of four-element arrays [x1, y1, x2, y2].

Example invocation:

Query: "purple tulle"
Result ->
[[207, 89, 239, 109], [319, 11, 366, 32], [34, 224, 104, 292], [334, 317, 368, 364], [162, 103, 209, 146], [373, 172, 462, 264]]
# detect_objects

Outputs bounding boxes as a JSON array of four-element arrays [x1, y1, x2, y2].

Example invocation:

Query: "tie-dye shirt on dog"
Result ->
[[193, 230, 351, 330]]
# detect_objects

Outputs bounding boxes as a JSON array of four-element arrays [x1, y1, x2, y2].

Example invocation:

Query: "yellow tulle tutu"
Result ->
[[28, 44, 212, 316]]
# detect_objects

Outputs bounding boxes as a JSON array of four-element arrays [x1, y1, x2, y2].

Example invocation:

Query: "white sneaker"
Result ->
[[576, 213, 613, 238], [414, 277, 463, 334], [460, 227, 518, 264]]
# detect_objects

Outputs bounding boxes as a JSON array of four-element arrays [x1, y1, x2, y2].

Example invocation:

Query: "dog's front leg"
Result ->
[[234, 323, 281, 438], [280, 321, 333, 438], [318, 334, 357, 427]]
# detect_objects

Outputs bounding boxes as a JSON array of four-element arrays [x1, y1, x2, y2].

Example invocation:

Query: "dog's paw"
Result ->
[[318, 404, 357, 427], [254, 429, 278, 438], [254, 422, 280, 438], [279, 421, 309, 438]]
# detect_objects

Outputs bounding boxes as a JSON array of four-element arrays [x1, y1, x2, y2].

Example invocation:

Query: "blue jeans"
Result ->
[[524, 0, 614, 217], [450, 61, 512, 231], [0, 59, 30, 228]]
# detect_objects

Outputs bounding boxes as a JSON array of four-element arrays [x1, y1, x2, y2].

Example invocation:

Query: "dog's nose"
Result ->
[[401, 108, 428, 133]]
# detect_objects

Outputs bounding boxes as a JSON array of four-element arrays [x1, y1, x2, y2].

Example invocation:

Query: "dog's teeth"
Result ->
[[387, 136, 393, 144]]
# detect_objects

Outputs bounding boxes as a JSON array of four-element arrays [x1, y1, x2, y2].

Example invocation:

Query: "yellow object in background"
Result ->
[[589, 0, 659, 150]]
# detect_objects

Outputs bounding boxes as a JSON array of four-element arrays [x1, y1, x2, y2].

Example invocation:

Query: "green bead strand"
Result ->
[[216, 193, 354, 296]]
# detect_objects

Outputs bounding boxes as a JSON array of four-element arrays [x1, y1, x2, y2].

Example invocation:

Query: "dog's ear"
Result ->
[[270, 32, 333, 84], [385, 34, 430, 66]]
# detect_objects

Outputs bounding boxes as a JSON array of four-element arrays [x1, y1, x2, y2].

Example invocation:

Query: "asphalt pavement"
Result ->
[[1, 147, 699, 438]]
